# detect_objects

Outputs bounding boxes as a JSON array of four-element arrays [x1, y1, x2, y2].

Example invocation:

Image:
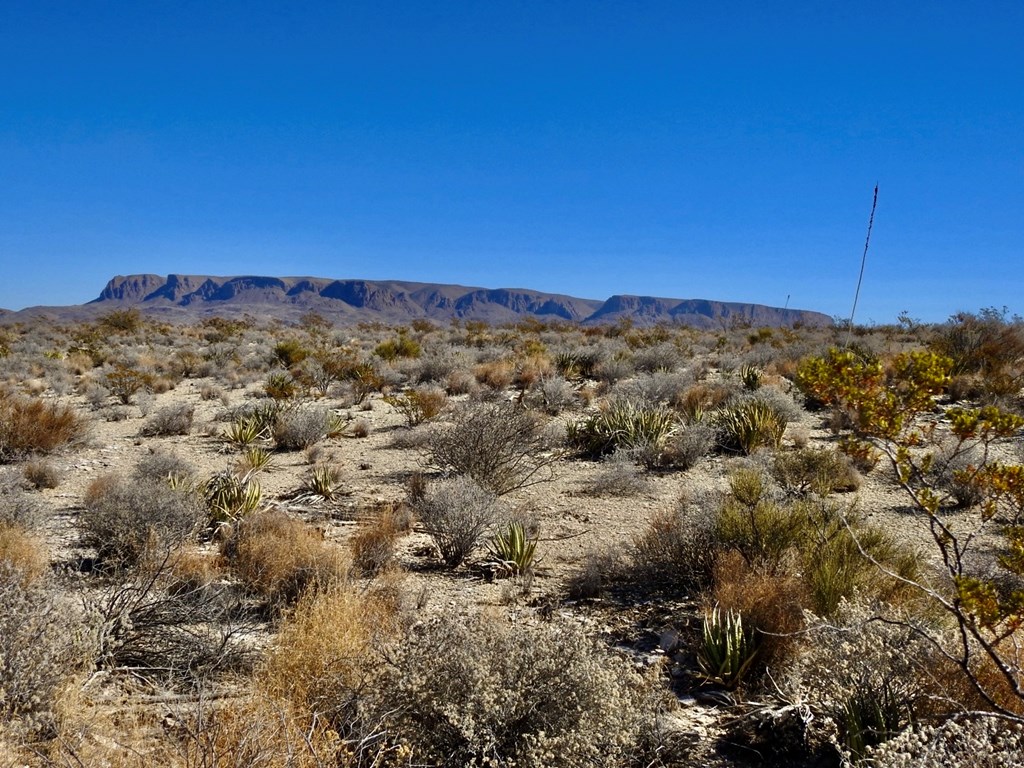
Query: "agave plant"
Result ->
[[488, 521, 538, 575], [697, 606, 759, 689], [204, 469, 262, 524], [739, 364, 763, 391]]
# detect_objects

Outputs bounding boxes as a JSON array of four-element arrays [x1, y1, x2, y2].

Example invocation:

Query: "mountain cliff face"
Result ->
[[29, 273, 831, 327]]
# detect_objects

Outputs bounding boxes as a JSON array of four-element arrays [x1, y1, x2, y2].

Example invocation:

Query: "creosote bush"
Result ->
[[429, 401, 558, 495]]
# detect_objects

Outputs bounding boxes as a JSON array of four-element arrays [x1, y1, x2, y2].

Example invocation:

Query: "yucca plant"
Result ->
[[204, 470, 262, 525], [238, 445, 274, 474], [739, 364, 763, 391], [840, 677, 910, 760], [714, 399, 786, 455], [301, 464, 343, 502], [487, 521, 538, 575], [223, 416, 263, 448], [568, 400, 678, 458], [697, 606, 759, 689]]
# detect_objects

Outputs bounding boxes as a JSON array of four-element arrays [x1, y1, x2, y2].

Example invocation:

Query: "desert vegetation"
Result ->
[[0, 307, 1022, 765]]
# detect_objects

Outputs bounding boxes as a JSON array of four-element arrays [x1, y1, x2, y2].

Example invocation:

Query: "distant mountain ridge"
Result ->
[[9, 274, 833, 328]]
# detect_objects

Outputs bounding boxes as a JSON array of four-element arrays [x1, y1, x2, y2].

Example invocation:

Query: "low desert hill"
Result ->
[[6, 274, 832, 328]]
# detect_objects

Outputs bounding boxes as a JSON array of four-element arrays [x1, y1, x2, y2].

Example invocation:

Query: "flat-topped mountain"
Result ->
[[11, 274, 833, 328]]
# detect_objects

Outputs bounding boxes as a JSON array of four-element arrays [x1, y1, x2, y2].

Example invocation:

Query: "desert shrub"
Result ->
[[0, 473, 45, 530], [865, 717, 1024, 768], [567, 399, 678, 461], [660, 421, 716, 469], [383, 386, 447, 427], [225, 509, 349, 607], [584, 450, 652, 497], [415, 347, 468, 384], [140, 402, 194, 436], [710, 550, 806, 684], [930, 307, 1024, 377], [530, 375, 577, 415], [772, 446, 861, 495], [274, 406, 330, 450], [428, 401, 558, 495], [930, 442, 987, 508], [713, 469, 800, 567], [786, 601, 931, 762], [104, 363, 151, 404], [714, 398, 787, 454], [23, 458, 60, 489], [0, 563, 91, 733], [374, 334, 421, 362], [413, 476, 501, 567], [628, 505, 718, 595], [612, 370, 695, 408], [81, 474, 205, 566], [368, 613, 658, 767], [90, 553, 250, 681], [633, 341, 682, 374], [0, 392, 87, 462]]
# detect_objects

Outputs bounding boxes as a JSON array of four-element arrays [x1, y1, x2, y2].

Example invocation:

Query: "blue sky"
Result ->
[[1, 1, 1022, 322]]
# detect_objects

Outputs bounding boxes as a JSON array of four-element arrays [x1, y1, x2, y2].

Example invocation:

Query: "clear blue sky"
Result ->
[[2, 1, 1022, 322]]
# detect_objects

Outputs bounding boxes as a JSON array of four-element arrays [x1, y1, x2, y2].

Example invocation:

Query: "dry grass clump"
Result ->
[[0, 391, 87, 462], [225, 509, 349, 607], [350, 503, 407, 576], [710, 550, 806, 681], [260, 583, 389, 713], [81, 473, 205, 567], [369, 613, 660, 767], [23, 458, 60, 489], [0, 524, 49, 587]]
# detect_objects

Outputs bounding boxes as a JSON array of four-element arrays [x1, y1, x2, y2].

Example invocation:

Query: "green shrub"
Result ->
[[772, 446, 860, 495], [374, 334, 421, 361]]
